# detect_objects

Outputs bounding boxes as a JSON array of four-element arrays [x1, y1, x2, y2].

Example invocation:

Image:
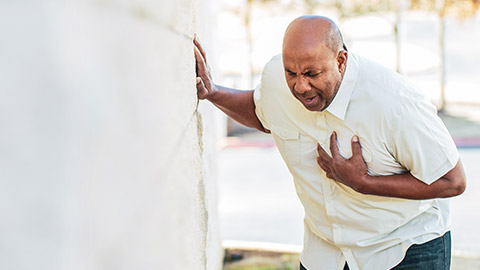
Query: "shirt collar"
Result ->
[[325, 52, 359, 120]]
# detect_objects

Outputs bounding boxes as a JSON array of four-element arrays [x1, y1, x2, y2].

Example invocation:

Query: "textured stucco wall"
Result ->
[[0, 1, 221, 269]]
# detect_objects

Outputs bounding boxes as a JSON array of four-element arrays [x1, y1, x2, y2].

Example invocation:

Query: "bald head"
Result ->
[[281, 16, 348, 112], [283, 16, 344, 56]]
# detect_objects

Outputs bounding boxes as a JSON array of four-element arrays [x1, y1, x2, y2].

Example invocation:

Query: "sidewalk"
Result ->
[[439, 104, 480, 147], [222, 241, 480, 270]]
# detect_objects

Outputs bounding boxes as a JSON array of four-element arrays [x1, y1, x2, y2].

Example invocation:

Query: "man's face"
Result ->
[[282, 44, 346, 112]]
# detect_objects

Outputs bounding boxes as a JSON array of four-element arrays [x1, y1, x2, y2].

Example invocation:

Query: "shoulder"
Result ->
[[261, 54, 285, 86], [346, 53, 441, 136], [352, 53, 429, 113], [257, 54, 292, 99]]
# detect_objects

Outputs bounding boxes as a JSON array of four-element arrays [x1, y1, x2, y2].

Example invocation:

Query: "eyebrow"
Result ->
[[285, 69, 320, 74]]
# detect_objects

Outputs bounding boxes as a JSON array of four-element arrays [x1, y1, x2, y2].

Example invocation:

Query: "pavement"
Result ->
[[217, 106, 480, 269]]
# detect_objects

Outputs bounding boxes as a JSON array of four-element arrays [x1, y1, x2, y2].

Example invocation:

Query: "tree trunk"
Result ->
[[438, 0, 447, 112], [245, 0, 254, 88], [394, 0, 406, 74], [305, 0, 315, 14]]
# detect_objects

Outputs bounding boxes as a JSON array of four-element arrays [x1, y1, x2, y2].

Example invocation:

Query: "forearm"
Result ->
[[318, 133, 466, 200], [358, 161, 466, 200], [360, 174, 451, 199], [208, 85, 268, 133]]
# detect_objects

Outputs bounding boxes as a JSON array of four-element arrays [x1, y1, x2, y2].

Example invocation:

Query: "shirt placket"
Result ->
[[318, 113, 343, 244], [321, 113, 359, 269]]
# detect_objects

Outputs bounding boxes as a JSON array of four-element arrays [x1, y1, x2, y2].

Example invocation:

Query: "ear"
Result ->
[[337, 50, 348, 73]]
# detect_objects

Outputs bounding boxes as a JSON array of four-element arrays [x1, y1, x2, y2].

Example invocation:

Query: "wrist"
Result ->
[[355, 174, 372, 194], [206, 84, 220, 102]]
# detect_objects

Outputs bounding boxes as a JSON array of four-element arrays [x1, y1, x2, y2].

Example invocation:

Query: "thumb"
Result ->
[[196, 77, 208, 99], [351, 135, 362, 159]]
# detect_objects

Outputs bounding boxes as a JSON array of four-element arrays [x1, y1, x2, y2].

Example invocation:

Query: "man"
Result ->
[[194, 15, 466, 270]]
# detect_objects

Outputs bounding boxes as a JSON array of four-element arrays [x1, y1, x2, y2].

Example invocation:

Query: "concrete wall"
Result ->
[[0, 1, 221, 269]]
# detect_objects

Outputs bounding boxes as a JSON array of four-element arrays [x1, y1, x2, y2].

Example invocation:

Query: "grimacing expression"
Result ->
[[282, 45, 347, 112]]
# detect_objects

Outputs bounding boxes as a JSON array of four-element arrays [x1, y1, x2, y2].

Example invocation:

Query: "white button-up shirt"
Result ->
[[253, 52, 459, 270]]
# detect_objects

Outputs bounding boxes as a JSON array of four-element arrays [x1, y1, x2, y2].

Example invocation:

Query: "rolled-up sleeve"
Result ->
[[253, 83, 270, 131]]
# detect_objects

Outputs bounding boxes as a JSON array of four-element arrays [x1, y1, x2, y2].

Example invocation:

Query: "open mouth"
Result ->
[[303, 94, 318, 105]]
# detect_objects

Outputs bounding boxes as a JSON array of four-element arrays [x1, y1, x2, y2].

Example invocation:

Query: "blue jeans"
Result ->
[[300, 231, 451, 270]]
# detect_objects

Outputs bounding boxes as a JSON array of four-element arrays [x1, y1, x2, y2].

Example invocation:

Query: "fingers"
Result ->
[[350, 135, 363, 161], [193, 35, 216, 100], [193, 34, 207, 63], [317, 143, 334, 178], [196, 77, 208, 99], [316, 156, 333, 179], [194, 45, 207, 75], [317, 143, 330, 160], [329, 131, 340, 158]]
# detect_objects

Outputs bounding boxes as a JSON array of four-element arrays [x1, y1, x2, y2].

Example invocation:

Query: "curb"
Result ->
[[454, 137, 480, 148]]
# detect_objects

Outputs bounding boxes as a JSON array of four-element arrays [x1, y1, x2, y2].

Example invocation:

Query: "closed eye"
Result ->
[[305, 71, 321, 77], [286, 70, 296, 76]]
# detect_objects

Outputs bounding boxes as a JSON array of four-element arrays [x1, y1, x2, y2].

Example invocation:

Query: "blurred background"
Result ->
[[1, 0, 479, 269], [213, 0, 480, 269], [214, 0, 480, 110]]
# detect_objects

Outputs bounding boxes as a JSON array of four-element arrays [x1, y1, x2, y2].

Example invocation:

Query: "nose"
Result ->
[[294, 76, 311, 94]]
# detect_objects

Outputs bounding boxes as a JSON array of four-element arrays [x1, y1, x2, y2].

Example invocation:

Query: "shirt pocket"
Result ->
[[272, 125, 301, 166]]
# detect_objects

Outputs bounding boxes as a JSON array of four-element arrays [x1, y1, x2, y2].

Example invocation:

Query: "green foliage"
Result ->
[[331, 0, 394, 17], [301, 0, 480, 19], [301, 0, 399, 17], [410, 0, 480, 19], [225, 263, 296, 270], [223, 250, 300, 270]]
